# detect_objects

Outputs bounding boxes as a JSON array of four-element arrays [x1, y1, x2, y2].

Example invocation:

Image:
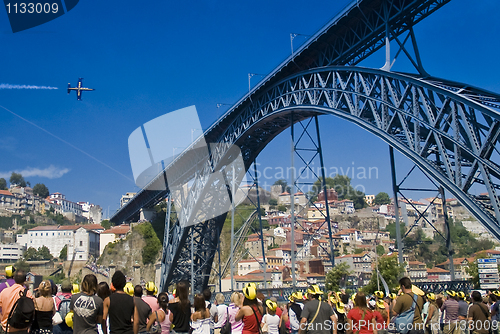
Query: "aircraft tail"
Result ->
[[67, 83, 71, 94]]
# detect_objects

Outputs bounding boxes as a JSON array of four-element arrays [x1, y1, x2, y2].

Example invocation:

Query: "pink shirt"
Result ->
[[143, 295, 160, 312], [228, 303, 242, 334]]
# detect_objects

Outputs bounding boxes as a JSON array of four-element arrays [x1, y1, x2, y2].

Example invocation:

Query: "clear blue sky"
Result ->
[[0, 0, 499, 219]]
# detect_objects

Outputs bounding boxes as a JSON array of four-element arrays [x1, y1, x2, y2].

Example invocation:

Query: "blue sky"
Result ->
[[0, 0, 499, 219]]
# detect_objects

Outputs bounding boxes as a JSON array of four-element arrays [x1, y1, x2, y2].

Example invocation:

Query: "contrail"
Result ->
[[0, 84, 58, 89]]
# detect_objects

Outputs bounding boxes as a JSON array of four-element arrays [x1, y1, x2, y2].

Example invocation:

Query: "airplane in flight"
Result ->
[[67, 78, 94, 100]]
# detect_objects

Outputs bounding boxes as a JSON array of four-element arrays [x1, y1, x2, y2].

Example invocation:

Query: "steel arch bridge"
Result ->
[[157, 67, 500, 291]]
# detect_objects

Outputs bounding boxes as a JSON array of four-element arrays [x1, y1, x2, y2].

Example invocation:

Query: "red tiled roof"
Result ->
[[427, 267, 450, 273], [0, 190, 13, 196], [102, 225, 130, 235]]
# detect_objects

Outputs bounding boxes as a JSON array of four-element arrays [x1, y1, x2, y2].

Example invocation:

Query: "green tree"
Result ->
[[134, 222, 162, 265], [24, 247, 38, 260], [385, 222, 405, 240], [376, 245, 385, 256], [268, 199, 278, 206], [277, 205, 286, 212], [38, 246, 52, 260], [32, 183, 49, 198], [363, 253, 406, 294], [273, 180, 291, 193], [312, 175, 366, 209], [59, 245, 68, 260], [374, 192, 391, 205], [325, 262, 353, 291], [101, 219, 111, 230], [354, 248, 364, 254], [9, 172, 26, 187], [0, 178, 7, 190], [14, 259, 30, 273]]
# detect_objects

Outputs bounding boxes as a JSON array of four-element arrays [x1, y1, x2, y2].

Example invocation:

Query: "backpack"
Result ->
[[57, 295, 72, 321], [7, 288, 35, 330], [220, 306, 231, 334], [390, 294, 419, 334]]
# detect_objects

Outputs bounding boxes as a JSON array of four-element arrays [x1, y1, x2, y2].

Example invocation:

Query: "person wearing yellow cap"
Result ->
[[424, 293, 439, 334], [289, 292, 304, 334], [440, 290, 459, 334], [298, 285, 337, 334], [456, 292, 468, 333], [143, 281, 160, 312], [0, 266, 15, 294], [393, 277, 424, 332], [261, 300, 280, 334], [235, 285, 264, 333]]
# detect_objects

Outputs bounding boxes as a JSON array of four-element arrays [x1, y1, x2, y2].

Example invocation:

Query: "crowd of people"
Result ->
[[0, 268, 496, 334]]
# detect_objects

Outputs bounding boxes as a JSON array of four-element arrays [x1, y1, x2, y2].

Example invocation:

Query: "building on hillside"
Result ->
[[237, 259, 263, 276], [0, 243, 24, 262], [0, 190, 16, 213], [318, 189, 338, 202], [336, 200, 355, 214], [78, 202, 103, 224], [426, 267, 451, 282], [307, 206, 339, 221], [436, 257, 473, 280], [99, 224, 130, 255], [48, 193, 83, 216], [365, 195, 375, 206], [334, 229, 362, 246], [120, 192, 136, 208], [336, 252, 372, 286], [268, 214, 291, 226], [19, 224, 103, 261], [407, 261, 428, 282]]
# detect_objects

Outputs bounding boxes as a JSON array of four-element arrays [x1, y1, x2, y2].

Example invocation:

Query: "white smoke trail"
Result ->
[[0, 84, 58, 89]]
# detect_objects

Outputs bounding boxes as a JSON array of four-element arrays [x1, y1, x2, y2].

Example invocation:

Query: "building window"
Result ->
[[80, 241, 83, 246]]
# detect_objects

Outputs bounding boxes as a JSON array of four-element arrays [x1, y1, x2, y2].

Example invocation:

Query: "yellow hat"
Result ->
[[5, 266, 15, 278], [266, 300, 277, 312], [71, 284, 80, 294], [374, 291, 384, 299], [329, 295, 338, 304], [376, 300, 385, 309], [446, 290, 456, 297], [154, 287, 158, 295], [303, 292, 309, 300], [457, 291, 465, 299], [336, 302, 346, 314], [65, 311, 74, 328], [145, 282, 156, 292], [246, 282, 257, 290], [124, 282, 134, 296], [493, 291, 500, 297], [243, 285, 257, 300], [351, 293, 356, 301], [411, 285, 425, 296], [389, 293, 397, 300], [295, 291, 303, 300], [426, 293, 436, 301], [307, 285, 323, 295]]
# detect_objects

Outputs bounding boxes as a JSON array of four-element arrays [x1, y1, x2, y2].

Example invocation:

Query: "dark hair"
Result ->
[[134, 285, 143, 297], [436, 297, 443, 308], [243, 296, 259, 307], [354, 291, 368, 309], [158, 292, 169, 311], [146, 288, 155, 296], [341, 294, 349, 304], [112, 270, 126, 291], [14, 270, 26, 284], [490, 294, 497, 303], [176, 281, 190, 310], [399, 277, 412, 289], [49, 279, 57, 296], [81, 274, 98, 295], [472, 291, 482, 302], [194, 293, 206, 312], [202, 288, 212, 301], [97, 282, 110, 300]]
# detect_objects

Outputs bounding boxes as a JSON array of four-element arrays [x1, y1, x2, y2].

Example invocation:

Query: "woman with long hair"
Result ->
[[32, 280, 55, 334], [235, 286, 264, 334], [346, 291, 376, 334], [97, 282, 110, 334], [424, 294, 439, 334], [228, 292, 243, 334], [168, 280, 191, 334], [147, 292, 174, 334], [372, 300, 388, 334], [71, 274, 105, 334], [191, 293, 211, 334]]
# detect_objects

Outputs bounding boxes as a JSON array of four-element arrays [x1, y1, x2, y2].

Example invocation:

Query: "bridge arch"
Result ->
[[161, 66, 500, 290]]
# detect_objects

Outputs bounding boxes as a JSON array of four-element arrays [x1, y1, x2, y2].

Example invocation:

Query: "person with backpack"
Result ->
[[467, 291, 490, 334], [54, 280, 73, 334], [393, 277, 425, 334], [70, 274, 104, 334], [0, 269, 34, 334], [299, 285, 336, 334], [288, 292, 304, 334]]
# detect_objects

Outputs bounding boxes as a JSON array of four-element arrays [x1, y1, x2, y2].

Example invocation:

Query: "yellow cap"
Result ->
[[307, 285, 323, 295], [427, 293, 436, 301], [389, 293, 397, 300], [71, 284, 80, 294], [124, 282, 134, 296], [145, 282, 156, 292], [446, 290, 456, 297], [65, 311, 74, 328], [266, 300, 277, 311], [154, 287, 158, 295], [336, 302, 346, 314], [246, 282, 257, 290], [457, 291, 465, 299], [374, 291, 384, 299], [329, 295, 338, 304], [243, 285, 257, 300], [493, 291, 500, 297], [411, 285, 425, 296], [376, 300, 385, 309], [5, 266, 15, 278]]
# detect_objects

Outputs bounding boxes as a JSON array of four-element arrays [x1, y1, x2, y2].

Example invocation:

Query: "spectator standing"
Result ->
[[441, 291, 460, 334], [54, 279, 73, 334], [203, 289, 219, 334], [346, 292, 375, 334], [143, 282, 159, 313], [133, 285, 152, 334], [393, 277, 425, 334], [0, 269, 33, 334], [103, 271, 136, 334], [457, 292, 468, 334], [168, 281, 191, 334], [31, 280, 55, 334], [0, 266, 16, 294], [70, 274, 104, 334], [468, 291, 490, 334], [214, 293, 228, 334], [235, 286, 263, 334], [146, 293, 173, 334], [423, 294, 439, 334], [261, 300, 280, 334], [227, 292, 243, 334], [96, 282, 110, 334], [288, 293, 304, 334], [191, 294, 211, 334], [299, 285, 336, 334]]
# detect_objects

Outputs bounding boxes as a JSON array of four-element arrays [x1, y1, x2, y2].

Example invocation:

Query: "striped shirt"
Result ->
[[441, 299, 459, 322], [228, 303, 243, 334]]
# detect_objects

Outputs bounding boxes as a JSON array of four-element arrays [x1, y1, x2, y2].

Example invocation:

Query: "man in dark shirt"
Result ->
[[133, 285, 151, 334], [468, 291, 490, 334], [393, 277, 425, 334], [299, 285, 336, 334]]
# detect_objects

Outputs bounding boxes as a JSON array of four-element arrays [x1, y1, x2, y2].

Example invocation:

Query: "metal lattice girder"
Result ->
[[160, 67, 500, 291], [110, 0, 452, 226]]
